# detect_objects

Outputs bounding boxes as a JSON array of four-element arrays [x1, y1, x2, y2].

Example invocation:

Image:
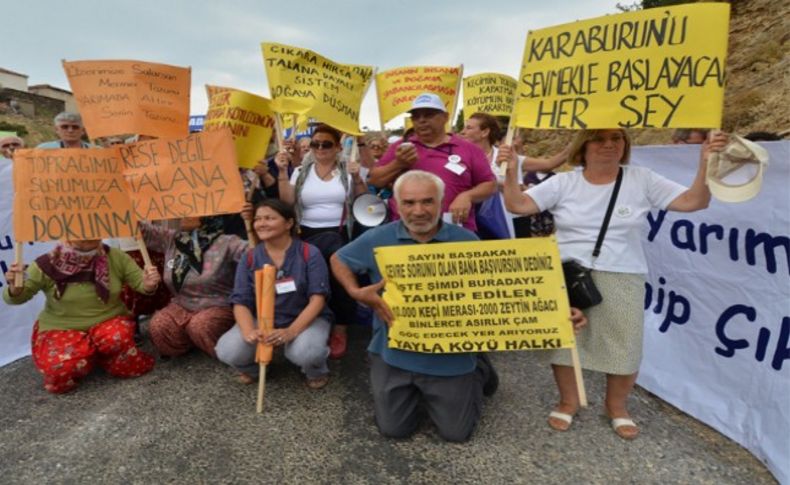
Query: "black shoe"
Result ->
[[478, 353, 499, 397]]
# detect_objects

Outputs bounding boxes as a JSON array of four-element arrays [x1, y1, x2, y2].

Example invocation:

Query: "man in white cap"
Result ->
[[368, 93, 496, 232]]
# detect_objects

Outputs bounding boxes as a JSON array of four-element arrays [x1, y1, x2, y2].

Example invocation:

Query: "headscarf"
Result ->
[[36, 243, 111, 303], [171, 216, 225, 291]]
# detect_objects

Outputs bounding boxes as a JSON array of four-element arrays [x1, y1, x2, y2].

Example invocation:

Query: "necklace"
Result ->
[[314, 162, 337, 181]]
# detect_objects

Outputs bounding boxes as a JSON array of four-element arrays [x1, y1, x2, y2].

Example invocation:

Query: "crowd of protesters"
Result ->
[[3, 91, 737, 442]]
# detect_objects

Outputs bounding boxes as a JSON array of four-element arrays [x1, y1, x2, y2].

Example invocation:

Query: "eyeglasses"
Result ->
[[57, 124, 82, 131], [369, 144, 384, 150], [310, 141, 335, 150]]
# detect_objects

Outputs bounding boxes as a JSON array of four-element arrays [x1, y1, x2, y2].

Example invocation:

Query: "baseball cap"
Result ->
[[408, 93, 447, 113]]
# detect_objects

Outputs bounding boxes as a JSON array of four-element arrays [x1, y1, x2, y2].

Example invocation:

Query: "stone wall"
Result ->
[[0, 88, 65, 119]]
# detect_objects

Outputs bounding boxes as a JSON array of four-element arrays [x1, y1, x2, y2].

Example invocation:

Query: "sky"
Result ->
[[2, 0, 622, 130]]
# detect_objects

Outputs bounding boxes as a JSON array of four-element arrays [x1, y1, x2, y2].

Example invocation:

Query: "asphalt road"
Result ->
[[0, 325, 776, 484]]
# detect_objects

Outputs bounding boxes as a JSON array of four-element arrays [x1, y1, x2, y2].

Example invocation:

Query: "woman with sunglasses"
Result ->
[[215, 199, 333, 389], [275, 124, 368, 359]]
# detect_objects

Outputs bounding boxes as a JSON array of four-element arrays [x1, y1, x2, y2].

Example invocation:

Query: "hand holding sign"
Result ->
[[274, 150, 291, 172], [3, 263, 24, 296], [142, 265, 161, 293], [496, 144, 518, 177]]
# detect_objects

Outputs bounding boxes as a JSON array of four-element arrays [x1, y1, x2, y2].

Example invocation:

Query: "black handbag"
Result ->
[[562, 167, 623, 309]]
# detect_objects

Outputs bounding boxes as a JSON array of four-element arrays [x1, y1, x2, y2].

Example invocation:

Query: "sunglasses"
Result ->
[[57, 124, 82, 131], [1, 143, 21, 149], [309, 140, 336, 150], [369, 144, 384, 150]]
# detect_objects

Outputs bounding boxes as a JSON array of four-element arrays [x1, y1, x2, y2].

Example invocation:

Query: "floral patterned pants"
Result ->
[[31, 316, 155, 394]]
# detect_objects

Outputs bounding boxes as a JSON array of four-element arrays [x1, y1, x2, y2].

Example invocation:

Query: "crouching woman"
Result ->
[[3, 240, 160, 393], [215, 199, 333, 389]]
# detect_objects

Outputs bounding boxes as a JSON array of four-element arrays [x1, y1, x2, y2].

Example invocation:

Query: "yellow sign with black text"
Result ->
[[374, 238, 574, 354], [375, 65, 462, 127], [261, 42, 374, 135], [203, 86, 275, 169], [463, 73, 517, 117], [512, 3, 730, 129]]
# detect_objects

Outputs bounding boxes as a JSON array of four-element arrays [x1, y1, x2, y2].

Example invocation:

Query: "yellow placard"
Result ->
[[375, 65, 462, 127], [203, 86, 275, 169], [205, 84, 232, 101], [120, 128, 245, 221], [63, 59, 191, 139], [513, 3, 730, 129], [261, 42, 374, 135], [463, 73, 517, 117], [374, 238, 575, 354], [282, 113, 309, 135], [13, 147, 137, 242]]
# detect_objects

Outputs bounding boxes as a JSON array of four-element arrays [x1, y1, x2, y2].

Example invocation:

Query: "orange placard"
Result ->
[[13, 147, 138, 242], [120, 128, 245, 221], [256, 264, 276, 364], [63, 59, 191, 139]]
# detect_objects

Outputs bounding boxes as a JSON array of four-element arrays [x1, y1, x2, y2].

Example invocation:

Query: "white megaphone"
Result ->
[[353, 194, 388, 227]]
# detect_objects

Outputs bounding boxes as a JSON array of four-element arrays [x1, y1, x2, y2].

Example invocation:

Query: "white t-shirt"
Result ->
[[290, 164, 354, 228], [526, 165, 686, 274]]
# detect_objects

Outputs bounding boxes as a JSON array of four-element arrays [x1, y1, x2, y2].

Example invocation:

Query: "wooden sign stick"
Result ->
[[273, 113, 286, 150], [289, 114, 298, 141], [243, 177, 258, 248], [135, 223, 153, 268], [13, 243, 23, 287], [570, 344, 588, 407], [448, 64, 464, 129]]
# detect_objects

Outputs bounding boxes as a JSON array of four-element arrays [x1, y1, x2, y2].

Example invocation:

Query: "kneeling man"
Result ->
[[331, 170, 498, 442]]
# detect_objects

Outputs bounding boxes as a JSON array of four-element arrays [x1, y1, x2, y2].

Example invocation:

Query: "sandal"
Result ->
[[306, 375, 330, 389], [548, 410, 575, 431], [611, 417, 639, 440], [237, 372, 256, 385]]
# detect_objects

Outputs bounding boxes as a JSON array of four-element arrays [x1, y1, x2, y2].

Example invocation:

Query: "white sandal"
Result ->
[[611, 417, 639, 440], [548, 411, 574, 431]]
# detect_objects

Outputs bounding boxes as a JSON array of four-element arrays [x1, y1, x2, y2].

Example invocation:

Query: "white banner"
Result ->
[[0, 159, 53, 367], [632, 142, 789, 485]]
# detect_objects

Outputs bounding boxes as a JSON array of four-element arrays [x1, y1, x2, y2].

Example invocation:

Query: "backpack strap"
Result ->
[[302, 242, 310, 262], [246, 248, 254, 269]]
